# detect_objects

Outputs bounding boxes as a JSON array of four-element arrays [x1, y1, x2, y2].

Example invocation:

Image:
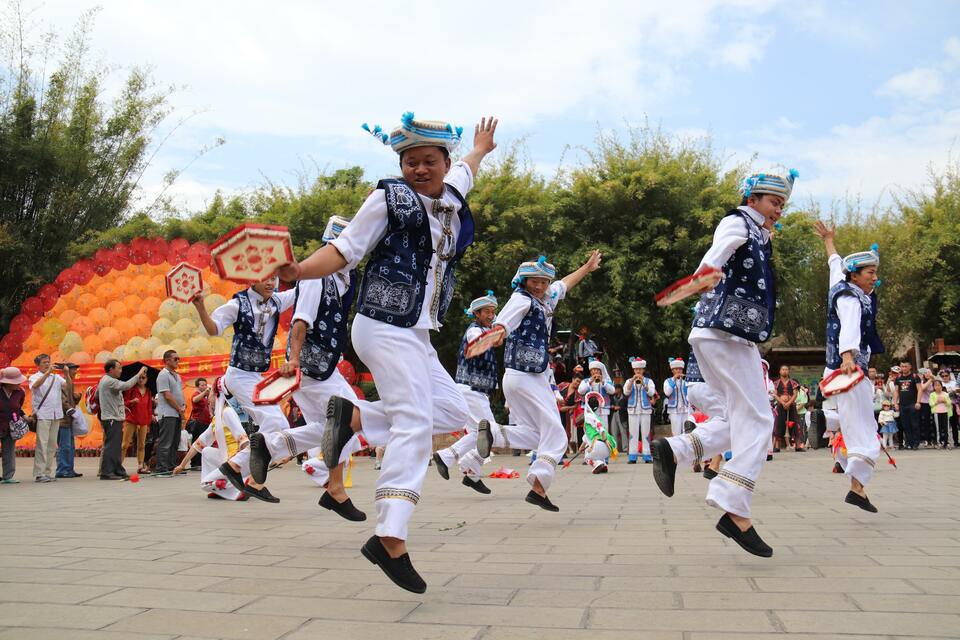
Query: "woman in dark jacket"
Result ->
[[0, 366, 27, 483]]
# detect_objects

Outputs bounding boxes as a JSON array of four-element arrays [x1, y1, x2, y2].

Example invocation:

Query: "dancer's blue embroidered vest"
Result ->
[[357, 179, 474, 328], [230, 290, 281, 372], [825, 281, 884, 370], [455, 322, 498, 394], [692, 209, 777, 342], [503, 290, 550, 373], [627, 376, 653, 409], [581, 381, 611, 410], [289, 273, 358, 381], [665, 377, 689, 410], [685, 350, 704, 383]]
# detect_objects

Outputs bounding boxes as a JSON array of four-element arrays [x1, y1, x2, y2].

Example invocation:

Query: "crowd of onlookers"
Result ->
[[0, 351, 217, 483]]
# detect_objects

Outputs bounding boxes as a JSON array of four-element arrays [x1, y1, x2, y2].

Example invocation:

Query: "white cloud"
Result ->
[[717, 25, 775, 69], [945, 36, 960, 64], [878, 67, 944, 101]]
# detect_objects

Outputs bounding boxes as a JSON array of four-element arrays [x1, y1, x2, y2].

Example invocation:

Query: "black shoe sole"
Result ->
[[845, 491, 878, 513], [218, 462, 245, 493], [650, 439, 676, 498], [242, 484, 280, 503], [360, 538, 427, 594], [249, 432, 271, 485], [703, 467, 718, 480], [525, 490, 559, 512], [477, 420, 493, 458], [433, 452, 449, 480], [322, 396, 354, 470]]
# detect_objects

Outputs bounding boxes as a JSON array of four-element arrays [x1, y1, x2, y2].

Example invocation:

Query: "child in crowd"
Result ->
[[877, 401, 898, 449]]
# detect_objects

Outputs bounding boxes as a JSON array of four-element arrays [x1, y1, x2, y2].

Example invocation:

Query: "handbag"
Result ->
[[8, 413, 29, 440], [25, 377, 56, 431], [71, 409, 90, 436]]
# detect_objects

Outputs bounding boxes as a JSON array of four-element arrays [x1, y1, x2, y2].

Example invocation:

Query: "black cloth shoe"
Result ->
[[249, 432, 272, 485], [319, 491, 367, 521], [525, 489, 559, 512], [322, 396, 356, 469], [766, 453, 774, 461], [703, 466, 718, 480], [477, 419, 493, 458], [833, 462, 844, 473], [361, 535, 426, 594], [651, 438, 677, 497], [432, 452, 449, 480], [716, 513, 773, 558], [683, 419, 697, 434], [242, 484, 280, 503], [845, 490, 878, 513], [462, 476, 491, 494], [219, 462, 245, 492]]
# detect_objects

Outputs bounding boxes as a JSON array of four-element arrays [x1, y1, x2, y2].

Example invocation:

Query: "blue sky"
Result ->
[[18, 1, 960, 214]]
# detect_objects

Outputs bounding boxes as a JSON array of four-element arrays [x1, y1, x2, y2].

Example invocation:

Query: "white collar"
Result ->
[[737, 205, 767, 227], [246, 288, 270, 303]]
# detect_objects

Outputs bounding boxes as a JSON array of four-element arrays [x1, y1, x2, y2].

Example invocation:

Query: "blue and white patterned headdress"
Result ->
[[465, 290, 498, 317], [362, 111, 463, 155], [321, 215, 351, 243], [842, 244, 880, 274], [511, 256, 556, 289], [741, 168, 800, 202]]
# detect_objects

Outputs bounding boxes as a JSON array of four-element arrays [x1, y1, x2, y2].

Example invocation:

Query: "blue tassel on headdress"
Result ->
[[875, 280, 882, 288], [455, 126, 463, 137], [537, 255, 547, 265], [401, 111, 415, 126], [487, 290, 494, 296], [464, 307, 472, 317], [361, 122, 389, 145], [361, 123, 370, 132], [774, 222, 783, 230], [789, 168, 800, 180], [871, 243, 879, 253]]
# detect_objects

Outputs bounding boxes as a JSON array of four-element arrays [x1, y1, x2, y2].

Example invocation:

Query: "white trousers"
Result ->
[[665, 337, 772, 518], [200, 446, 248, 500], [831, 373, 881, 487], [262, 372, 364, 468], [668, 410, 690, 437], [490, 369, 567, 492], [223, 367, 289, 470], [627, 412, 652, 456], [352, 314, 467, 540], [584, 438, 610, 470], [437, 385, 495, 479]]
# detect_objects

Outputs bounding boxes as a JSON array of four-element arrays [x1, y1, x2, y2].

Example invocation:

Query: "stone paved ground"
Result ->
[[1, 447, 958, 640]]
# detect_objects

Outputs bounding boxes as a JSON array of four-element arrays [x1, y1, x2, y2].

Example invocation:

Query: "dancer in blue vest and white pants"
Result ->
[[650, 168, 798, 558], [623, 358, 657, 463], [663, 357, 690, 436], [475, 252, 602, 512], [434, 291, 500, 495], [243, 215, 369, 520], [193, 276, 296, 503], [814, 220, 884, 512], [276, 113, 498, 593]]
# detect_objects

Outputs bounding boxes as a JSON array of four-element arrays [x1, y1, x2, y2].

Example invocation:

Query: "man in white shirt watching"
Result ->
[[29, 354, 65, 483]]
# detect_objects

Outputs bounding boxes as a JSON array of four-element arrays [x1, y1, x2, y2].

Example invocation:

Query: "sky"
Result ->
[[10, 0, 960, 215]]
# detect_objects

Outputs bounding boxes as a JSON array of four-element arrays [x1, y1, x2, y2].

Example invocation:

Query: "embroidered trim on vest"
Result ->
[[717, 468, 756, 492], [847, 452, 876, 469], [685, 432, 704, 461], [375, 487, 420, 504]]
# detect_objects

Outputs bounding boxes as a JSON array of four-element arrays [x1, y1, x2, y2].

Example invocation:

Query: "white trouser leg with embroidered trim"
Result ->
[[686, 337, 772, 519], [261, 373, 363, 467], [833, 374, 880, 486], [437, 385, 495, 478], [352, 315, 467, 540], [497, 369, 567, 492]]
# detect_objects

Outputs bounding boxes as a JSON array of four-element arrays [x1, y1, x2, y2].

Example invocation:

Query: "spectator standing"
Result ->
[[929, 380, 953, 449], [55, 364, 82, 478], [893, 362, 922, 450], [187, 378, 213, 468], [609, 383, 629, 453], [98, 360, 146, 479], [773, 365, 801, 451], [28, 354, 65, 483], [576, 327, 600, 367], [877, 400, 898, 449], [155, 350, 186, 476], [0, 367, 27, 483], [918, 368, 935, 446], [122, 370, 153, 474]]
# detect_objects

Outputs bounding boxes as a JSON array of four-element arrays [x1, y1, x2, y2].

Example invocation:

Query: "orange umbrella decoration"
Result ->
[[1, 237, 295, 450]]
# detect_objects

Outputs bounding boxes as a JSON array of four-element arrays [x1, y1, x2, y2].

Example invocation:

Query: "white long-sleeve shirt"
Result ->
[[329, 161, 474, 331], [494, 281, 567, 335], [210, 287, 296, 344], [623, 376, 657, 414], [689, 205, 771, 347]]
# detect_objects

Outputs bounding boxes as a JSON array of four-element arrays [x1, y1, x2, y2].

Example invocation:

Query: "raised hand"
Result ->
[[473, 116, 498, 155], [813, 220, 835, 241], [585, 250, 603, 272]]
